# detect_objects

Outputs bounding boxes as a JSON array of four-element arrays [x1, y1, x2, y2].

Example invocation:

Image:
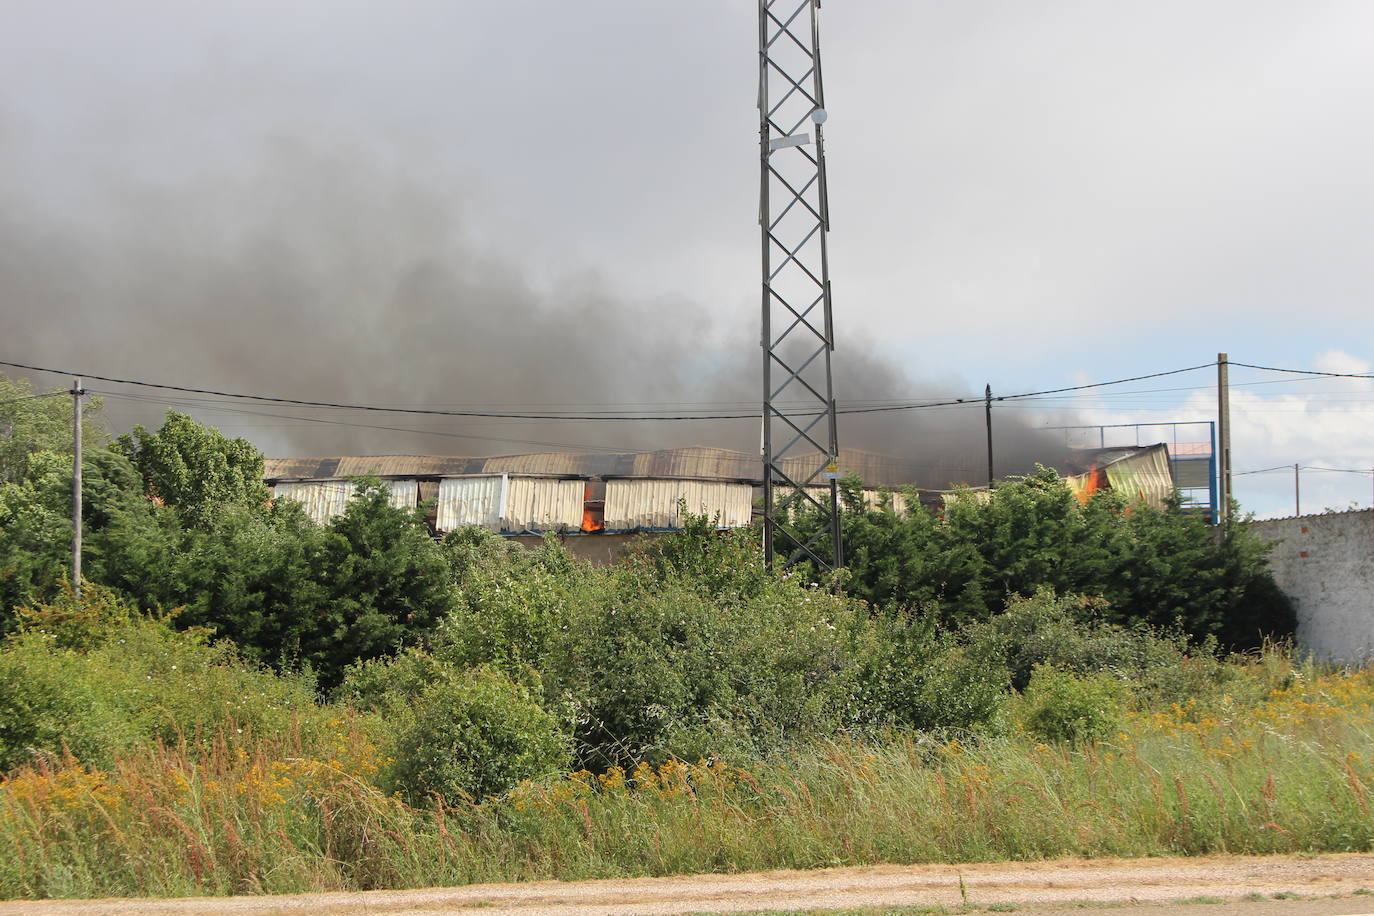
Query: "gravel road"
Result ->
[[1, 852, 1372, 915]]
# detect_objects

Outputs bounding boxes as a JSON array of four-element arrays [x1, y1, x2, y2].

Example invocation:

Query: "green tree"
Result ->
[[818, 470, 1292, 649], [117, 411, 268, 524], [302, 480, 455, 688], [120, 480, 454, 688], [0, 444, 167, 629], [0, 374, 105, 485]]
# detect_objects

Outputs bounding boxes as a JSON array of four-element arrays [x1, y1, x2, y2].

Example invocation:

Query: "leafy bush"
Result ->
[[962, 589, 1235, 706], [1019, 664, 1126, 745], [557, 579, 864, 766], [385, 665, 570, 803], [856, 610, 1007, 733], [433, 528, 582, 674]]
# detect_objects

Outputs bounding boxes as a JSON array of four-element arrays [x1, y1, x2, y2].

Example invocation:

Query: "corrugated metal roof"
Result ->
[[480, 452, 619, 477], [603, 479, 754, 532], [264, 456, 486, 480], [265, 445, 925, 487], [628, 447, 759, 481], [1102, 444, 1174, 508]]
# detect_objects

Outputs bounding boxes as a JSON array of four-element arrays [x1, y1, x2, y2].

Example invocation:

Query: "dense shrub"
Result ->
[[385, 665, 570, 803], [1019, 664, 1127, 744], [433, 528, 583, 674], [856, 610, 1007, 733], [101, 479, 456, 688]]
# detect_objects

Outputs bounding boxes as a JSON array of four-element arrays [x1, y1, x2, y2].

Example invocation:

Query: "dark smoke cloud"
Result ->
[[2, 139, 1067, 489]]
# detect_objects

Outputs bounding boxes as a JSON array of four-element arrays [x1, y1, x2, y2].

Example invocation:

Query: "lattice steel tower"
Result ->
[[758, 0, 842, 569]]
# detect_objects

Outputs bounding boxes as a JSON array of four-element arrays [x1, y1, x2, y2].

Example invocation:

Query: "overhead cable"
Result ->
[[1230, 361, 1374, 380], [0, 357, 1219, 422], [0, 392, 66, 407]]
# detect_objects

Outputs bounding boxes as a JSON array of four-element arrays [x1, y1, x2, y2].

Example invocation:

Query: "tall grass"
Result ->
[[2, 649, 1371, 900]]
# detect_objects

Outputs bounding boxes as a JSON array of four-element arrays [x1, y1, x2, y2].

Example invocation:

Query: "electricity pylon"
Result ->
[[758, 0, 843, 570]]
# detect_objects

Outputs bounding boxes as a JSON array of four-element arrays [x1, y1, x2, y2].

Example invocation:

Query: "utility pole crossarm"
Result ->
[[758, 0, 843, 570]]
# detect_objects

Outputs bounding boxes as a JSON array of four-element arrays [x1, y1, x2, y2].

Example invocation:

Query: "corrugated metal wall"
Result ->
[[792, 485, 911, 518], [434, 476, 585, 534], [272, 479, 417, 524], [436, 476, 505, 532], [1103, 445, 1175, 508], [603, 479, 754, 531], [501, 478, 585, 534]]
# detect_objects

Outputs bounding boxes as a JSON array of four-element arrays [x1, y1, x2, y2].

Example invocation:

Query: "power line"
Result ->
[[1238, 464, 1374, 476], [0, 357, 1220, 421], [1236, 465, 1295, 476], [92, 390, 642, 454], [0, 392, 66, 406], [1230, 361, 1374, 380]]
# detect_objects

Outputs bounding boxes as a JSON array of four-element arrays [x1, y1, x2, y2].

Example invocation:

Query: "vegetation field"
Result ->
[[1, 374, 1367, 901], [1, 627, 1371, 899]]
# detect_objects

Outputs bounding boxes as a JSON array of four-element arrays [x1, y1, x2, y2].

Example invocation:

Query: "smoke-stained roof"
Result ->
[[263, 446, 924, 487]]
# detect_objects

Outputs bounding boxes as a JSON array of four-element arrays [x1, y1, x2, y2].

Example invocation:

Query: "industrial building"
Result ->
[[263, 443, 1180, 560]]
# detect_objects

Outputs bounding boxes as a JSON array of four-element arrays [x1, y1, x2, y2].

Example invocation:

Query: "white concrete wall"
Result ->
[[1252, 509, 1374, 663]]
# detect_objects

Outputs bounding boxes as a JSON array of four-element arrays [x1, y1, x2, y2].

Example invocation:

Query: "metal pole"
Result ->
[[985, 383, 994, 488], [71, 376, 83, 597], [1217, 353, 1231, 525], [758, 0, 774, 567], [1294, 463, 1301, 516]]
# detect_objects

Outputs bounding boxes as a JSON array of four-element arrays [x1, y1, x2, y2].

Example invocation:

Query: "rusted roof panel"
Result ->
[[628, 447, 761, 481], [480, 452, 619, 477], [265, 445, 926, 488]]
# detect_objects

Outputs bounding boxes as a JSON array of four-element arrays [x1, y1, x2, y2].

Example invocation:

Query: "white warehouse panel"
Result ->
[[273, 480, 355, 524], [604, 479, 753, 532], [436, 476, 505, 532], [797, 485, 910, 518], [386, 479, 420, 512], [273, 479, 417, 525], [501, 478, 585, 534]]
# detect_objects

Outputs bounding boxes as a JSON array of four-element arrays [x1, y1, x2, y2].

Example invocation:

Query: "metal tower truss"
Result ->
[[758, 0, 843, 570]]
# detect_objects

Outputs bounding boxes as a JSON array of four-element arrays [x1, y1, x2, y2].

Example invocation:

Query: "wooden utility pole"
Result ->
[[1217, 353, 1231, 525], [71, 377, 83, 596], [985, 383, 994, 488]]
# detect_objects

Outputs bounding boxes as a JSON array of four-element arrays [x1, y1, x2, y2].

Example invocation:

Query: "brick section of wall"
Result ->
[[1252, 509, 1374, 663]]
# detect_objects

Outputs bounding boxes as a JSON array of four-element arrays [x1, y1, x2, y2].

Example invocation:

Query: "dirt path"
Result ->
[[2, 853, 1373, 916]]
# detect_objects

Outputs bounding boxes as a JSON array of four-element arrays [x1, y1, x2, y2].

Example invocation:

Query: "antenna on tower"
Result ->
[[758, 0, 843, 570]]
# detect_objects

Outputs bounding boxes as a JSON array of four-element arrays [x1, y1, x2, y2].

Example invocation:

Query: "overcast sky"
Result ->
[[3, 1, 1372, 515]]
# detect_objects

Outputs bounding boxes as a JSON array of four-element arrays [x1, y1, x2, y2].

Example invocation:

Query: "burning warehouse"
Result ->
[[263, 442, 1181, 559]]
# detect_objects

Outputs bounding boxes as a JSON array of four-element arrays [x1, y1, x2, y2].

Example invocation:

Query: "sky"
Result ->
[[2, 1, 1372, 516]]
